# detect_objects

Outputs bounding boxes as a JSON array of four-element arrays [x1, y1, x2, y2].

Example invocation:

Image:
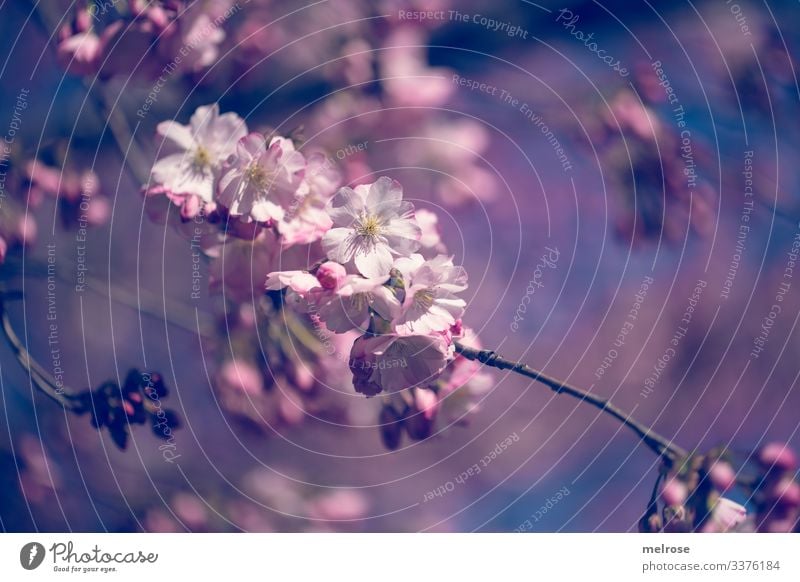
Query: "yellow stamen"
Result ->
[[357, 215, 382, 238]]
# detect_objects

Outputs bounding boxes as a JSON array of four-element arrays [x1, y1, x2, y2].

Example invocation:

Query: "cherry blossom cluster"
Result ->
[[147, 103, 339, 241], [57, 1, 235, 78], [266, 176, 491, 446], [147, 103, 491, 446], [642, 443, 800, 533]]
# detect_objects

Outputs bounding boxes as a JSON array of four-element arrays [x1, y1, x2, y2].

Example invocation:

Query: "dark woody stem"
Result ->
[[454, 342, 688, 463], [0, 293, 81, 411]]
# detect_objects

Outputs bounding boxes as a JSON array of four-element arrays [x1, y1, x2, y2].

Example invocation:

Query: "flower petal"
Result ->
[[326, 187, 363, 227], [355, 243, 393, 278], [321, 227, 356, 264]]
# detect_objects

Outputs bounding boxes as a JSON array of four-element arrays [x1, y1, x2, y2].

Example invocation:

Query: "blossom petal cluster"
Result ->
[[267, 175, 491, 447], [147, 105, 490, 446], [148, 103, 339, 239]]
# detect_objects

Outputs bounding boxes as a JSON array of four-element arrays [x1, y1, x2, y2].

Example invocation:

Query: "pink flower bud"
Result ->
[[759, 442, 797, 472], [0, 237, 7, 265], [180, 194, 202, 221], [709, 461, 737, 492], [316, 261, 346, 290], [660, 478, 688, 506], [75, 8, 92, 33], [769, 477, 800, 509], [17, 215, 36, 246]]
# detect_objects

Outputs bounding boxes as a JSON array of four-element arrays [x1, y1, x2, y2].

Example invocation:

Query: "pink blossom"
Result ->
[[660, 478, 689, 507], [321, 177, 421, 278], [161, 6, 227, 72], [316, 275, 400, 333], [208, 229, 280, 301], [702, 497, 747, 532], [349, 333, 449, 395], [277, 153, 341, 246], [218, 134, 305, 223], [265, 270, 321, 297], [309, 490, 369, 521], [57, 31, 103, 77], [393, 254, 468, 335], [151, 104, 247, 208]]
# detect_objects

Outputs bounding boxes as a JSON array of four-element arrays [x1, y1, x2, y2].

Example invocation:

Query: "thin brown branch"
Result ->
[[454, 342, 688, 462], [0, 293, 81, 410]]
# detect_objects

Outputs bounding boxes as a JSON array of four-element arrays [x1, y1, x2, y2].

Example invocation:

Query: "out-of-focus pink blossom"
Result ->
[[660, 478, 689, 507], [57, 10, 104, 77], [701, 497, 747, 533], [759, 442, 798, 472], [217, 359, 264, 397], [172, 493, 209, 531], [309, 490, 368, 521], [708, 460, 737, 492], [380, 28, 454, 107]]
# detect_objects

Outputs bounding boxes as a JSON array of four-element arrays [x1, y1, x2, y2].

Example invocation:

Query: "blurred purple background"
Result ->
[[1, 0, 799, 532]]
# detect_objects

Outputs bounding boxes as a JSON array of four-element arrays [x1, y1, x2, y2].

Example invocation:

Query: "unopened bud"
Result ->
[[379, 406, 403, 450], [316, 261, 346, 290], [759, 442, 797, 472]]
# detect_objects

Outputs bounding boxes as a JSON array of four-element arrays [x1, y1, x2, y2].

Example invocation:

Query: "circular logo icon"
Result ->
[[20, 542, 46, 570]]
